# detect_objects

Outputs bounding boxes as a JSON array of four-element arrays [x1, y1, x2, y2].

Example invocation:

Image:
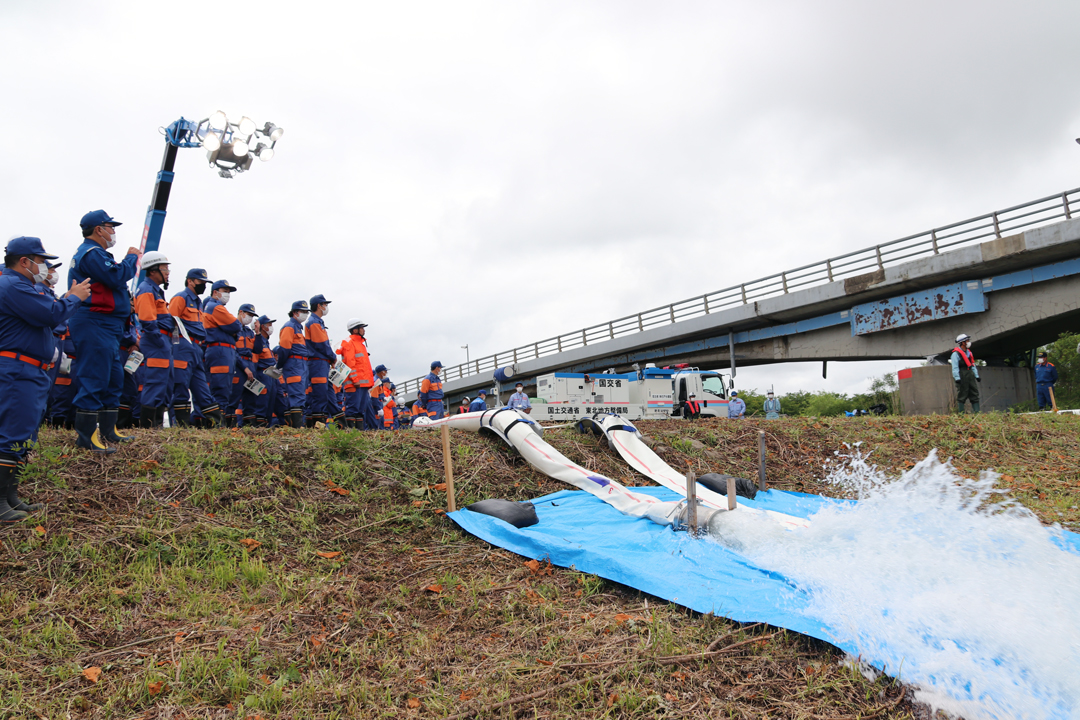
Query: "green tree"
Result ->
[[804, 392, 854, 417]]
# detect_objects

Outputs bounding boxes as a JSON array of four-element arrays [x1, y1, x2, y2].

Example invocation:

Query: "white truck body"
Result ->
[[530, 366, 730, 421]]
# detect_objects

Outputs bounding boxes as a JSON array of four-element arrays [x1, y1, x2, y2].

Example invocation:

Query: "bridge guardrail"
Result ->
[[401, 187, 1080, 394]]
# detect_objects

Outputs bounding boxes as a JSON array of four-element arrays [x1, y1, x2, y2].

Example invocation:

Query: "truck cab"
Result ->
[[670, 366, 729, 418]]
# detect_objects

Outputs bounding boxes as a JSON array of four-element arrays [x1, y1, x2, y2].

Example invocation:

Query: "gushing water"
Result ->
[[720, 448, 1080, 720]]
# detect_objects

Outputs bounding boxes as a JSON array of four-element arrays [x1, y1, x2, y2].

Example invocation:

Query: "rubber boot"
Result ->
[[116, 405, 133, 429], [287, 410, 302, 428], [243, 414, 256, 428], [971, 402, 980, 413], [173, 406, 192, 427], [75, 410, 115, 455], [225, 414, 238, 429], [100, 408, 134, 443], [199, 405, 220, 428], [140, 406, 161, 429], [0, 464, 28, 523], [9, 461, 42, 513]]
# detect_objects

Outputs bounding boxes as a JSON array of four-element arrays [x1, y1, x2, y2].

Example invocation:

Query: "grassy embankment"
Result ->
[[2, 413, 1078, 719]]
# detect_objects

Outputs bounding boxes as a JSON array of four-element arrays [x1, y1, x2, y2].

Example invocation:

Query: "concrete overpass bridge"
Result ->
[[402, 187, 1080, 403]]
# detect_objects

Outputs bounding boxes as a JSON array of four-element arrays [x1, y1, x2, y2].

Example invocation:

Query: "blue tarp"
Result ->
[[449, 486, 853, 651], [450, 486, 1080, 656]]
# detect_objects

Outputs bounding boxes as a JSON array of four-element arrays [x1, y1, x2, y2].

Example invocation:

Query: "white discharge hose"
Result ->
[[416, 410, 808, 534]]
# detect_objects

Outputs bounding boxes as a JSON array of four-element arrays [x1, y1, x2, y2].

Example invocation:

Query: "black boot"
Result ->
[[287, 410, 302, 428], [0, 463, 28, 523], [225, 414, 238, 428], [9, 461, 42, 513], [173, 405, 192, 427], [75, 410, 115, 455], [203, 406, 223, 428], [116, 404, 133, 429], [140, 405, 161, 429], [242, 414, 256, 428], [99, 408, 134, 443], [156, 406, 167, 428]]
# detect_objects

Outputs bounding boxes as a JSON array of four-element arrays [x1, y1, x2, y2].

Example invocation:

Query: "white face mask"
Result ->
[[46, 270, 58, 287], [297, 312, 310, 323], [217, 291, 230, 305], [102, 227, 117, 248], [241, 314, 254, 327], [321, 306, 329, 317], [30, 260, 49, 284]]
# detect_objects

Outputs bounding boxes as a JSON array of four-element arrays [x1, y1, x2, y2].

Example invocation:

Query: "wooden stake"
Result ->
[[441, 424, 456, 513], [1050, 386, 1059, 413], [685, 468, 697, 536], [758, 430, 767, 493], [727, 476, 736, 511]]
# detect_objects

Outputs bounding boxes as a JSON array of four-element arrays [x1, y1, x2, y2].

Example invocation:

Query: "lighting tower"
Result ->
[[139, 111, 284, 268]]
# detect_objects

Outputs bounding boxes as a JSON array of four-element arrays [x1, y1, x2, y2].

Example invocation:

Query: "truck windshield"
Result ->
[[701, 374, 726, 398]]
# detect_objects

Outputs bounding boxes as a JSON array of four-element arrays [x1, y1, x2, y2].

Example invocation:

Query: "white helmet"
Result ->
[[140, 251, 170, 271], [956, 333, 971, 344], [346, 317, 367, 332]]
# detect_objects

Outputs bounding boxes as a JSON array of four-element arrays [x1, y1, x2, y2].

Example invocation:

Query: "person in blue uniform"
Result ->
[[168, 268, 222, 427], [1034, 351, 1058, 411], [202, 280, 245, 426], [764, 391, 782, 419], [304, 294, 340, 427], [0, 237, 91, 522], [133, 251, 175, 428], [118, 323, 142, 428], [419, 361, 446, 419], [252, 315, 277, 426], [468, 390, 488, 412], [367, 364, 389, 429], [727, 390, 746, 418], [67, 210, 140, 453], [275, 301, 312, 428], [40, 261, 76, 428], [230, 303, 259, 426]]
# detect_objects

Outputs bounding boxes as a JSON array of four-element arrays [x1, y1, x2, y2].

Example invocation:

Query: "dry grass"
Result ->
[[2, 413, 1077, 718]]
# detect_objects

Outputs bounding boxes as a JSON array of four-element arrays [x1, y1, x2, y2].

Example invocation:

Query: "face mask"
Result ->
[[321, 306, 330, 317], [30, 260, 48, 284], [217, 291, 230, 305], [242, 315, 254, 327], [103, 227, 117, 248], [193, 282, 207, 295], [46, 271, 58, 287], [297, 312, 310, 323]]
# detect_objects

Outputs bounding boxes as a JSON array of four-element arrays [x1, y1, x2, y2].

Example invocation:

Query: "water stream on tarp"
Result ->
[[710, 448, 1080, 720]]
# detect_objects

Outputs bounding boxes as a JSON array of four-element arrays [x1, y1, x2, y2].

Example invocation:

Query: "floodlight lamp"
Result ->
[[203, 131, 222, 152], [256, 145, 274, 162], [232, 140, 249, 157], [264, 122, 284, 141], [238, 116, 256, 135], [209, 111, 228, 130]]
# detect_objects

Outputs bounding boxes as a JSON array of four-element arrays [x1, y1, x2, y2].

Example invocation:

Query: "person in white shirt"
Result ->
[[507, 382, 531, 413]]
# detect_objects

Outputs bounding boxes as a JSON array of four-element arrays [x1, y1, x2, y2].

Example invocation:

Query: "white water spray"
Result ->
[[720, 448, 1080, 720]]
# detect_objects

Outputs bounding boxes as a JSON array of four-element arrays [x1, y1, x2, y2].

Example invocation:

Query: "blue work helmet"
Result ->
[[374, 364, 388, 373], [79, 209, 121, 230], [290, 300, 310, 313], [431, 360, 443, 369], [48, 260, 62, 269], [238, 303, 257, 315], [5, 236, 58, 260], [310, 294, 331, 307], [212, 279, 237, 293], [187, 268, 209, 281], [477, 389, 487, 396], [257, 314, 276, 325], [730, 390, 738, 396]]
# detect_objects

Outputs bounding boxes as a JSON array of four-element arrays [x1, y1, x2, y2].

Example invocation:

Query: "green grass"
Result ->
[[3, 414, 1077, 717]]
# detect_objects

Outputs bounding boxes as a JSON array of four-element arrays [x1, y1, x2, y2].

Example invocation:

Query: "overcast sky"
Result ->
[[3, 1, 1079, 397]]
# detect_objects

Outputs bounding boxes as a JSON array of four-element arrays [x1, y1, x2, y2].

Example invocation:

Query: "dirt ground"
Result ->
[[2, 413, 1077, 718]]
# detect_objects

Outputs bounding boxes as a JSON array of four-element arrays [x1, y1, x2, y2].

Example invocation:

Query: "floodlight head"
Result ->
[[232, 139, 249, 157], [264, 122, 284, 141], [209, 110, 228, 130], [203, 131, 222, 152], [256, 144, 274, 162], [238, 116, 256, 136]]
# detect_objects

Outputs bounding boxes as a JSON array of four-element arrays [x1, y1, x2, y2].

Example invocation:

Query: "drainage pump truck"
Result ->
[[527, 364, 731, 421]]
